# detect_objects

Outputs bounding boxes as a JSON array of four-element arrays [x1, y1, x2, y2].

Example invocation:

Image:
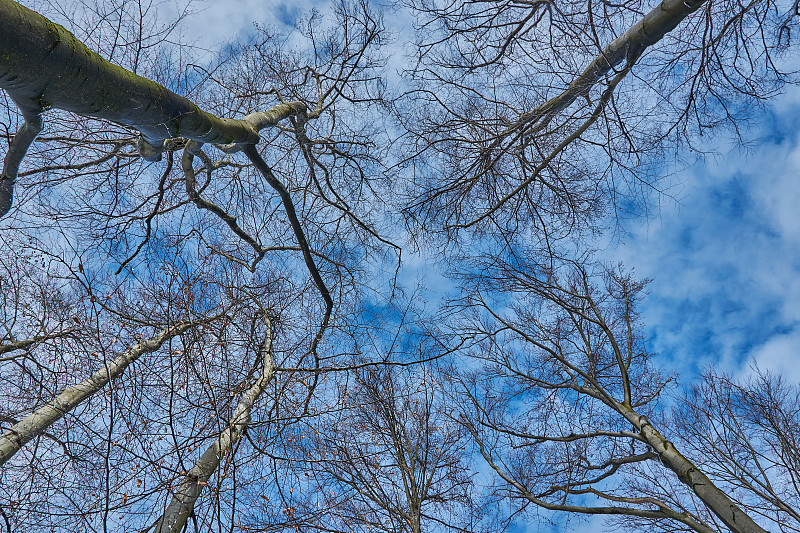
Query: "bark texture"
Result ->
[[0, 323, 192, 466], [0, 114, 41, 217], [0, 0, 310, 216], [0, 0, 258, 148], [620, 408, 771, 533]]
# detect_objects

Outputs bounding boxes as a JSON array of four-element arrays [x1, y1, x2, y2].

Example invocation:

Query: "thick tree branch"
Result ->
[[0, 0, 257, 149], [0, 322, 193, 466], [0, 0, 310, 216], [465, 420, 718, 533], [502, 0, 707, 141], [0, 328, 76, 357], [0, 112, 41, 217], [243, 144, 333, 362]]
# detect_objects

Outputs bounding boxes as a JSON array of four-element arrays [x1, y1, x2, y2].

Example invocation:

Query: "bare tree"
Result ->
[[400, 0, 797, 241], [449, 255, 772, 533], [0, 238, 281, 531], [671, 370, 800, 532], [0, 321, 193, 466], [275, 365, 477, 533], [2, 0, 798, 531], [154, 312, 275, 533], [0, 0, 393, 530], [392, 1, 800, 529]]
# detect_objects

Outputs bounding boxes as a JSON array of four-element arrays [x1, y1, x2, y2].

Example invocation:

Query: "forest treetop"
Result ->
[[0, 0, 798, 532]]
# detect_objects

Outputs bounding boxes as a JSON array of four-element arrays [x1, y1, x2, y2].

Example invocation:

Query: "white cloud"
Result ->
[[185, 0, 316, 50], [607, 85, 800, 381], [739, 330, 800, 384]]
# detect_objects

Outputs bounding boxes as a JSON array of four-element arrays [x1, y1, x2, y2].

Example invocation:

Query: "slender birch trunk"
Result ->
[[500, 0, 706, 140], [154, 317, 274, 533], [0, 322, 192, 466]]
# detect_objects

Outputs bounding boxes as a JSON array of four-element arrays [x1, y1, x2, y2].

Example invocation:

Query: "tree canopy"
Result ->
[[1, 0, 799, 531]]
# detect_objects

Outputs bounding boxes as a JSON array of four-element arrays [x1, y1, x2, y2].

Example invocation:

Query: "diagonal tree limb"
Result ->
[[242, 144, 333, 345], [501, 0, 707, 142], [617, 409, 771, 533], [153, 315, 274, 533], [456, 0, 707, 210], [0, 321, 194, 466], [465, 420, 719, 533], [243, 143, 333, 406], [0, 328, 77, 357], [0, 0, 311, 217], [462, 62, 634, 228], [0, 0, 257, 154]]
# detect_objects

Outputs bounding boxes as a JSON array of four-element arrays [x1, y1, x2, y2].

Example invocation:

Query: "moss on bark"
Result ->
[[0, 0, 259, 148]]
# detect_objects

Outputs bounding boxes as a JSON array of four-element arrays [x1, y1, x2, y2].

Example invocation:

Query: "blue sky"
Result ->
[[181, 0, 320, 51], [609, 88, 800, 385], [177, 0, 800, 387], [8, 1, 799, 531], [152, 4, 800, 532], [155, 0, 800, 392]]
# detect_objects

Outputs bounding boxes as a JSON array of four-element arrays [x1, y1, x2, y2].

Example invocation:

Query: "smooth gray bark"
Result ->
[[619, 407, 771, 533], [0, 322, 192, 466], [0, 0, 310, 216], [0, 113, 41, 217], [154, 317, 274, 533], [0, 0, 258, 149]]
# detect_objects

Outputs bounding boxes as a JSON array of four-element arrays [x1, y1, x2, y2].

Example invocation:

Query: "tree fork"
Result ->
[[0, 0, 309, 217]]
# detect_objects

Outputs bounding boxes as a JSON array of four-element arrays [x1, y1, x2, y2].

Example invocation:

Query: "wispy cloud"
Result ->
[[611, 88, 800, 384]]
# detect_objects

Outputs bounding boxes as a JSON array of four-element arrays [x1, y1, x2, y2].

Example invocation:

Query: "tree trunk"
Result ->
[[0, 0, 258, 150], [154, 318, 274, 533], [620, 407, 770, 533], [505, 0, 707, 138], [0, 323, 192, 466]]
